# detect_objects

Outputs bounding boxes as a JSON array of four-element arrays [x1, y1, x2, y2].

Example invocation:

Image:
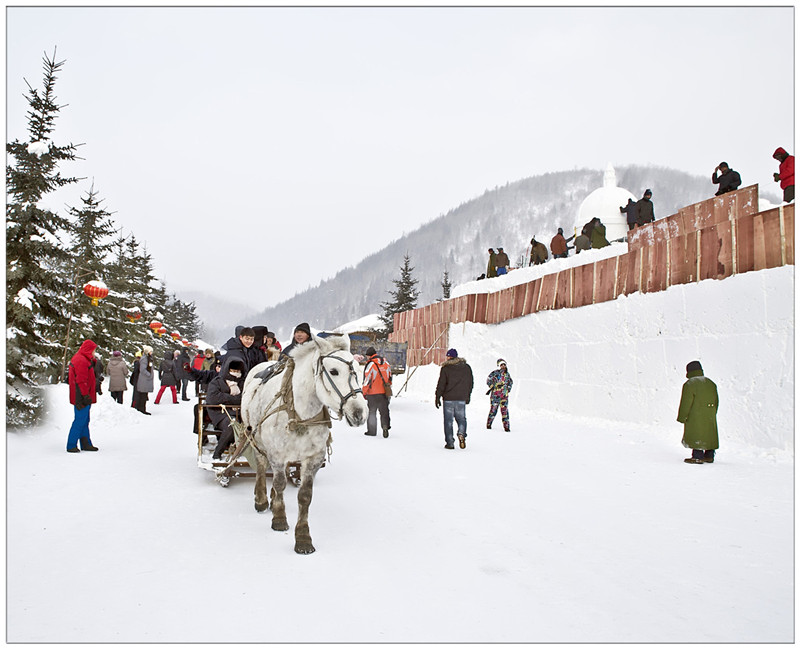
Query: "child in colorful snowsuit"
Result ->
[[486, 358, 513, 432]]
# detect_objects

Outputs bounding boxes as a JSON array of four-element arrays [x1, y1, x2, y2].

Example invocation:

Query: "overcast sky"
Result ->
[[6, 5, 795, 310]]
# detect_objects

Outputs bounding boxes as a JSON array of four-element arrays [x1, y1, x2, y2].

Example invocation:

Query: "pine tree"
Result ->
[[57, 183, 124, 369], [378, 253, 420, 335], [6, 49, 80, 427], [441, 269, 452, 300]]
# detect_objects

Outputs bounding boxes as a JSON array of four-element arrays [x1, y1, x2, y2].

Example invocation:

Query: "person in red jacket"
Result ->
[[67, 339, 99, 453], [362, 347, 392, 438], [773, 147, 794, 203]]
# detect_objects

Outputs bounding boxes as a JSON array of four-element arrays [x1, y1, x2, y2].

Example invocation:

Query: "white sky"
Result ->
[[5, 5, 795, 309]]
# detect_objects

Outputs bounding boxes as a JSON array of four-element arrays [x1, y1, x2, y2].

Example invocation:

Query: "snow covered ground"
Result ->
[[7, 264, 793, 643]]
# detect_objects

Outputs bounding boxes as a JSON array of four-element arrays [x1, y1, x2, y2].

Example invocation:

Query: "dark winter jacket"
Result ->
[[487, 251, 498, 278], [574, 234, 591, 252], [620, 198, 639, 225], [221, 335, 266, 377], [68, 340, 98, 408], [712, 168, 742, 195], [494, 251, 510, 270], [205, 356, 246, 428], [590, 222, 610, 249], [106, 356, 129, 392], [636, 197, 655, 225], [174, 349, 192, 382], [158, 351, 178, 387], [677, 368, 719, 451], [436, 357, 474, 403]]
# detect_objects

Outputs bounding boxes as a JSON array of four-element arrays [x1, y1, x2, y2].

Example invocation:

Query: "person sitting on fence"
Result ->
[[712, 162, 742, 196], [207, 357, 247, 460]]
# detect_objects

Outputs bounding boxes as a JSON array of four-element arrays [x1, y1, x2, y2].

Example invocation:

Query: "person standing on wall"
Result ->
[[636, 189, 655, 226], [486, 358, 513, 432], [772, 147, 795, 203], [677, 360, 719, 464], [435, 348, 474, 450], [362, 346, 392, 438], [495, 247, 510, 275], [486, 248, 498, 278], [66, 339, 100, 453]]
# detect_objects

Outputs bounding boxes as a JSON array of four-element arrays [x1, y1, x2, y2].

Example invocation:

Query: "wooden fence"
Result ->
[[389, 185, 794, 367]]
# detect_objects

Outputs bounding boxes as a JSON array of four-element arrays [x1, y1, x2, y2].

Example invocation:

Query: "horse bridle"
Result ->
[[317, 352, 362, 418]]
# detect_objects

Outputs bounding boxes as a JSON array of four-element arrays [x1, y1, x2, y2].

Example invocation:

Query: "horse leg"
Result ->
[[270, 463, 290, 532], [294, 461, 322, 554], [253, 452, 269, 512]]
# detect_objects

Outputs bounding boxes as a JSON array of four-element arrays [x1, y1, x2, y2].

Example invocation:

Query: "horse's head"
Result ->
[[292, 334, 367, 427]]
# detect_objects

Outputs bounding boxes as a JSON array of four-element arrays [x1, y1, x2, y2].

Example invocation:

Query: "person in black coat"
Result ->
[[620, 198, 640, 231], [206, 357, 246, 460], [129, 352, 142, 408], [636, 189, 655, 226], [174, 348, 192, 400], [154, 350, 179, 405], [712, 162, 742, 196], [220, 326, 266, 378], [435, 348, 474, 450]]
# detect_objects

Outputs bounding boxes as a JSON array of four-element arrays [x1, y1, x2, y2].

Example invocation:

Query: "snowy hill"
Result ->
[[225, 165, 743, 341]]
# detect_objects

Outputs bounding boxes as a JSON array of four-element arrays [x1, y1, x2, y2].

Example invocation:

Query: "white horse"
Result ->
[[240, 334, 367, 554]]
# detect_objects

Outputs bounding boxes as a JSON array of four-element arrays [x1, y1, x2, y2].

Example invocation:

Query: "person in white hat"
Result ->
[[486, 358, 513, 432]]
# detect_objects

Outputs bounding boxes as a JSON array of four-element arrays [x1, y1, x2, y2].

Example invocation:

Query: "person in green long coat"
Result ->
[[590, 218, 610, 249], [677, 360, 719, 464], [486, 248, 498, 278]]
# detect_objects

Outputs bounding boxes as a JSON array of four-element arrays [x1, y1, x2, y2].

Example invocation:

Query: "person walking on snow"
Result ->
[[772, 147, 795, 203], [435, 348, 474, 450], [135, 346, 155, 415], [154, 350, 179, 405], [677, 360, 719, 464], [486, 358, 513, 432], [362, 346, 392, 438], [66, 339, 100, 453], [106, 350, 128, 404]]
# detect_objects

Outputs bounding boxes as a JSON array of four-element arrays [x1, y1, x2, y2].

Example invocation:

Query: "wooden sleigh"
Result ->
[[195, 395, 306, 488]]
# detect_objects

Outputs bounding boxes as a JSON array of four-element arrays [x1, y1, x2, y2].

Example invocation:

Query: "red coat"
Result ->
[[774, 147, 795, 189], [68, 340, 98, 405]]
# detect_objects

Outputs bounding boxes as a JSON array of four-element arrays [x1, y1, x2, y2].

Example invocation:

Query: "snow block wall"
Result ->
[[444, 266, 793, 453]]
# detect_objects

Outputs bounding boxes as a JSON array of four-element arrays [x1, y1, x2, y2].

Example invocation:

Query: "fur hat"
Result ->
[[446, 348, 458, 358], [497, 358, 507, 367], [365, 346, 377, 357]]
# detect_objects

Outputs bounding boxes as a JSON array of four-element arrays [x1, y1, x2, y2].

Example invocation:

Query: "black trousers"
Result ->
[[366, 394, 391, 435]]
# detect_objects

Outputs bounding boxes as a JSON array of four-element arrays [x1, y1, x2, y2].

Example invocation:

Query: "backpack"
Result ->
[[369, 356, 393, 397]]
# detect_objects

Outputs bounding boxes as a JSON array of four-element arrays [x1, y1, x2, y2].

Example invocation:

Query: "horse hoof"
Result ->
[[272, 519, 289, 532], [295, 542, 316, 555], [254, 501, 269, 513]]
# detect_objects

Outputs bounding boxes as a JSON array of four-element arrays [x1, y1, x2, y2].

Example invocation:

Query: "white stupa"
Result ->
[[576, 163, 637, 242]]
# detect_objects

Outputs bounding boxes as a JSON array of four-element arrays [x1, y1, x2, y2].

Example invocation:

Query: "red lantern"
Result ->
[[182, 339, 189, 346], [170, 331, 181, 340], [83, 281, 109, 307], [126, 309, 142, 323], [149, 321, 162, 331], [157, 326, 167, 337]]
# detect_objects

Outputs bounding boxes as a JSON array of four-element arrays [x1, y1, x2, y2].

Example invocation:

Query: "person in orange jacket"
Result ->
[[362, 347, 392, 438], [67, 339, 100, 453]]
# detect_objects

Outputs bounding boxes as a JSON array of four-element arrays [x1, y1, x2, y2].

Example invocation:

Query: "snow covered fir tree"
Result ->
[[6, 50, 202, 428], [378, 253, 420, 336]]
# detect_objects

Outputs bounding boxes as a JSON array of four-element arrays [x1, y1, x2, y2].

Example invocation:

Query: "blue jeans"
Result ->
[[442, 400, 467, 446], [67, 404, 93, 450]]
